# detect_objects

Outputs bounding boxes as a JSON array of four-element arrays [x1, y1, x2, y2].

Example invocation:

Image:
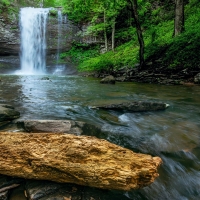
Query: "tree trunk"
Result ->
[[174, 0, 184, 36], [111, 17, 116, 51], [129, 0, 145, 70], [104, 9, 108, 52], [0, 132, 162, 191]]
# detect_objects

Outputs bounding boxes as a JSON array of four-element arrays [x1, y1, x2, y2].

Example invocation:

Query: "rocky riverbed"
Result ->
[[0, 104, 160, 200], [86, 64, 200, 85]]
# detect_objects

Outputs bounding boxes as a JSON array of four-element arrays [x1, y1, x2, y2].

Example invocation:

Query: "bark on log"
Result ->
[[0, 132, 162, 191]]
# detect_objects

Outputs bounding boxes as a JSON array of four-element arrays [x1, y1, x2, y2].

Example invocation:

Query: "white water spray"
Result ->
[[18, 7, 49, 75]]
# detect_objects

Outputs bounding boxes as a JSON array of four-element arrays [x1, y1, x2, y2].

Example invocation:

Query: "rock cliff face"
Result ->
[[0, 10, 19, 55], [0, 7, 79, 56], [0, 132, 162, 191], [47, 13, 79, 54]]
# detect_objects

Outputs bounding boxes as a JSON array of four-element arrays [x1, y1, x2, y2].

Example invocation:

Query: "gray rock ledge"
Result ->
[[92, 101, 169, 112], [16, 120, 101, 136]]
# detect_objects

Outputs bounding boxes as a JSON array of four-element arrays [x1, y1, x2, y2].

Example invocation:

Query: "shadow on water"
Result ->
[[0, 74, 200, 199]]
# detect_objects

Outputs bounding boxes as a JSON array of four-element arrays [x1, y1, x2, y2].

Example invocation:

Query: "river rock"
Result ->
[[17, 120, 101, 136], [100, 75, 116, 84], [0, 104, 20, 123], [0, 132, 162, 191], [25, 179, 130, 200], [92, 101, 169, 112], [194, 73, 200, 84], [25, 180, 62, 200]]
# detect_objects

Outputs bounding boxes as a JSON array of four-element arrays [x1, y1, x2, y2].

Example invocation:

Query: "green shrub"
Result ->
[[63, 0, 200, 72]]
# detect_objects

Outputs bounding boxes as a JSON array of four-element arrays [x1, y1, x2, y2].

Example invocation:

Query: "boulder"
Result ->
[[0, 132, 162, 191], [17, 120, 101, 136], [0, 104, 20, 123], [92, 101, 169, 112], [100, 75, 115, 84], [194, 73, 200, 84]]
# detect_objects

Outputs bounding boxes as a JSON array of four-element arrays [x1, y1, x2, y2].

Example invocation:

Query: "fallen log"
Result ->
[[0, 132, 162, 191]]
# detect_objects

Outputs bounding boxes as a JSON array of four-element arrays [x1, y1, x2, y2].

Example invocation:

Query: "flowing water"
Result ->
[[0, 5, 199, 200], [17, 8, 50, 75], [54, 9, 66, 75], [0, 74, 200, 200], [56, 9, 63, 65]]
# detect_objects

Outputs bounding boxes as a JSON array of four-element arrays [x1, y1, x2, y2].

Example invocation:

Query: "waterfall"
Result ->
[[54, 9, 65, 75], [18, 7, 49, 75], [64, 15, 67, 24], [56, 10, 63, 65]]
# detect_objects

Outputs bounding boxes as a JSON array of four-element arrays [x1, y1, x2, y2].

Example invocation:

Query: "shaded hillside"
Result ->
[[60, 0, 200, 84]]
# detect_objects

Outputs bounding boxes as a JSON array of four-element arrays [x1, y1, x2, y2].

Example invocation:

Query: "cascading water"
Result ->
[[64, 15, 67, 24], [56, 10, 63, 65], [54, 9, 65, 75], [18, 7, 49, 75]]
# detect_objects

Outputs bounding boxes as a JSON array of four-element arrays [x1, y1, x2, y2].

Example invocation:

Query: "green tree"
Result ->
[[128, 0, 145, 69], [58, 0, 146, 69]]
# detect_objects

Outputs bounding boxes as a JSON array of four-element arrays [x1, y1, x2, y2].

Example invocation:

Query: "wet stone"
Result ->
[[100, 75, 115, 84], [194, 73, 200, 84], [25, 180, 63, 200], [92, 101, 169, 112], [25, 180, 130, 200], [0, 104, 20, 123]]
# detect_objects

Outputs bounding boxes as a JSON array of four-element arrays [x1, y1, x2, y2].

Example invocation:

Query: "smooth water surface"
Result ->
[[0, 75, 200, 200]]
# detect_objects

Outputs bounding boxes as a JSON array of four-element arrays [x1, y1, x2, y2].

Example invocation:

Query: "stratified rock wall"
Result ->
[[0, 6, 79, 56], [0, 132, 162, 191], [0, 9, 20, 55], [47, 14, 79, 54]]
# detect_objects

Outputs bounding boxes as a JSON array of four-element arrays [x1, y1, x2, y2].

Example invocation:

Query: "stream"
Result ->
[[0, 74, 200, 200]]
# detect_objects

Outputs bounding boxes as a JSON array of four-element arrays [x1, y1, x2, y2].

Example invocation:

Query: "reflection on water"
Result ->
[[0, 75, 200, 199]]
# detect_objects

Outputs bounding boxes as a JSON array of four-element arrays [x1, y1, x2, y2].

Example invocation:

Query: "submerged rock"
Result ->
[[0, 132, 162, 191], [100, 75, 116, 84], [92, 101, 169, 112], [0, 104, 20, 124]]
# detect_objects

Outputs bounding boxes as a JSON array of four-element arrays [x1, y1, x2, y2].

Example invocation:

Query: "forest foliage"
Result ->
[[1, 0, 200, 72], [54, 0, 200, 72]]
